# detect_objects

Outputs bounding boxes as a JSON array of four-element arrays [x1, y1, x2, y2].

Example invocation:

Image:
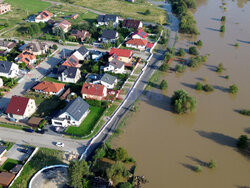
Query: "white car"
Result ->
[[56, 142, 64, 147]]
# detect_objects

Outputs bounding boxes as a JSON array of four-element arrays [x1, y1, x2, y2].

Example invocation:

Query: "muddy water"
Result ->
[[111, 0, 250, 187]]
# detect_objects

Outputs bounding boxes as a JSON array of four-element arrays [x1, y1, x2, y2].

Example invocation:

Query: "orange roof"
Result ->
[[81, 83, 106, 97], [62, 55, 79, 67], [33, 81, 65, 93], [109, 48, 132, 58], [40, 10, 53, 18], [0, 172, 15, 187], [17, 50, 36, 65], [126, 39, 148, 46]]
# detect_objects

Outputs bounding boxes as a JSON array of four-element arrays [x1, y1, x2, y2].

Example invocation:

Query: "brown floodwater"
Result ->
[[111, 0, 250, 187]]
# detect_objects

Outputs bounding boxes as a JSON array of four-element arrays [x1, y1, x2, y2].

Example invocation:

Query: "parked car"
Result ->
[[19, 148, 29, 154], [24, 128, 34, 133], [56, 142, 64, 147], [36, 129, 45, 134], [9, 117, 18, 122]]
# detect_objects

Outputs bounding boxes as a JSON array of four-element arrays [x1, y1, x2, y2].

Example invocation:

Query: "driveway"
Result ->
[[5, 144, 33, 161]]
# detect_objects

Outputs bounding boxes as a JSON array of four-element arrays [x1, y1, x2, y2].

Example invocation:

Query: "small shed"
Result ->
[[27, 117, 44, 128], [0, 172, 15, 187], [71, 13, 79, 20], [10, 164, 23, 174]]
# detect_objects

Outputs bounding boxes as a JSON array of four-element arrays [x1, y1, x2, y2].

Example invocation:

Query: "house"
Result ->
[[20, 41, 48, 55], [71, 13, 79, 20], [33, 81, 65, 95], [0, 40, 16, 53], [0, 61, 19, 78], [126, 39, 148, 50], [122, 19, 143, 30], [52, 96, 90, 127], [5, 96, 36, 121], [53, 20, 71, 33], [91, 50, 103, 61], [0, 146, 7, 161], [0, 4, 11, 15], [72, 46, 89, 61], [81, 83, 107, 100], [109, 48, 133, 65], [62, 54, 79, 67], [97, 14, 119, 27], [0, 172, 15, 187], [99, 30, 118, 43], [104, 59, 125, 74], [57, 65, 81, 83], [0, 78, 3, 87], [35, 10, 53, 23], [71, 29, 90, 42], [132, 29, 148, 39], [99, 73, 118, 89], [15, 50, 36, 65]]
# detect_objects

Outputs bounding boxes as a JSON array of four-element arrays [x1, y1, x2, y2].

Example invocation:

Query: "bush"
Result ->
[[117, 182, 133, 188], [220, 25, 225, 32], [234, 43, 239, 47], [239, 109, 250, 116], [195, 40, 203, 47], [175, 64, 186, 73], [194, 165, 202, 172], [189, 46, 199, 55], [203, 84, 214, 92], [164, 52, 173, 62], [177, 48, 186, 57], [179, 12, 199, 35], [221, 16, 226, 22], [188, 55, 206, 68], [225, 75, 229, 79], [160, 80, 168, 90], [195, 82, 203, 90], [171, 89, 196, 114], [216, 63, 224, 73], [208, 160, 216, 169], [229, 84, 238, 94], [237, 135, 248, 149], [159, 63, 169, 72], [145, 9, 151, 15]]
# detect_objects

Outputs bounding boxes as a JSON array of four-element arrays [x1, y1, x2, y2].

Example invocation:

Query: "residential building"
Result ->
[[0, 78, 3, 87], [99, 73, 118, 89], [91, 50, 103, 61], [33, 81, 65, 95], [132, 29, 148, 39], [62, 54, 79, 67], [71, 13, 79, 20], [20, 41, 48, 55], [109, 48, 133, 65], [5, 96, 36, 121], [97, 14, 119, 27], [0, 146, 6, 161], [0, 4, 11, 15], [27, 117, 44, 128], [57, 65, 81, 83], [122, 19, 143, 30], [0, 172, 15, 187], [81, 83, 107, 100], [0, 40, 16, 53], [126, 38, 148, 50], [72, 46, 89, 61], [35, 10, 53, 23], [104, 59, 125, 74], [52, 96, 90, 127], [71, 29, 90, 42], [99, 30, 119, 43], [0, 61, 19, 78], [15, 50, 36, 65], [53, 20, 71, 33]]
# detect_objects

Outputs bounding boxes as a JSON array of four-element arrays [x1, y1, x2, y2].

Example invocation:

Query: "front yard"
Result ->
[[0, 158, 21, 172]]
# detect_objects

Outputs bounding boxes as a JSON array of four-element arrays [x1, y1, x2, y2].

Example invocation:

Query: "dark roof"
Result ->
[[0, 61, 13, 74], [5, 96, 31, 116], [109, 59, 124, 69], [100, 73, 117, 85], [58, 65, 78, 79], [10, 164, 23, 174], [23, 42, 47, 53], [101, 30, 117, 40], [123, 19, 142, 29], [97, 14, 118, 23], [0, 40, 16, 49], [76, 46, 89, 56], [0, 146, 7, 155], [60, 97, 89, 121]]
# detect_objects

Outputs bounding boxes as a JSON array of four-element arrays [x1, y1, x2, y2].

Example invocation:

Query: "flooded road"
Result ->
[[111, 0, 250, 187]]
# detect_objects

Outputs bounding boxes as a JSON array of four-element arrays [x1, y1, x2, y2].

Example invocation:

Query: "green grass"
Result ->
[[0, 123, 28, 130], [42, 76, 64, 83], [106, 104, 118, 117], [10, 148, 64, 188], [3, 142, 14, 151], [0, 159, 21, 172], [66, 106, 105, 137]]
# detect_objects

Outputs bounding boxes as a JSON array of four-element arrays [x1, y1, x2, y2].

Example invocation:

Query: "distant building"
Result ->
[[109, 48, 133, 66], [57, 65, 81, 83], [99, 73, 118, 89], [132, 29, 148, 39], [20, 41, 49, 55], [0, 40, 16, 53], [53, 20, 71, 33], [97, 14, 119, 27], [33, 81, 65, 96], [6, 96, 37, 121], [0, 61, 19, 78], [72, 46, 89, 61], [15, 50, 36, 65], [104, 58, 125, 74], [126, 38, 148, 50], [122, 19, 143, 30], [35, 10, 53, 23], [0, 4, 11, 15], [52, 96, 90, 127], [81, 83, 107, 100], [71, 29, 90, 42], [99, 30, 119, 43], [71, 13, 79, 20]]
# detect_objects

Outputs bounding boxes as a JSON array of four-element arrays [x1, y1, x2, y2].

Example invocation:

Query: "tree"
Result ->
[[208, 160, 216, 169], [159, 63, 169, 72], [189, 46, 199, 55], [229, 84, 238, 94], [91, 63, 99, 73], [195, 82, 203, 90], [179, 11, 199, 35], [220, 25, 225, 32], [216, 63, 224, 73], [175, 64, 186, 73], [237, 135, 248, 149], [202, 84, 214, 92], [195, 165, 202, 172], [195, 40, 203, 47], [164, 52, 173, 62], [145, 9, 151, 15], [177, 48, 186, 56], [68, 160, 90, 188], [52, 44, 58, 50], [160, 80, 168, 90], [115, 147, 128, 161], [117, 182, 133, 188], [171, 89, 196, 114], [106, 162, 130, 185], [221, 16, 226, 22], [93, 145, 106, 161]]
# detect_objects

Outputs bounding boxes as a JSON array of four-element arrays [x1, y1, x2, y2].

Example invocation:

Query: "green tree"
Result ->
[[106, 162, 130, 185], [189, 46, 199, 55], [237, 135, 248, 149], [175, 64, 186, 73], [195, 40, 203, 46], [160, 80, 168, 90], [115, 147, 128, 161], [216, 63, 224, 73], [195, 82, 203, 90], [195, 165, 202, 172], [179, 11, 199, 35], [145, 9, 151, 15], [117, 182, 133, 188], [91, 63, 99, 73], [159, 63, 169, 72], [202, 84, 214, 92], [229, 84, 238, 94], [171, 89, 196, 114], [177, 48, 186, 56], [221, 16, 226, 22], [220, 25, 225, 32], [208, 160, 216, 169], [92, 145, 106, 161]]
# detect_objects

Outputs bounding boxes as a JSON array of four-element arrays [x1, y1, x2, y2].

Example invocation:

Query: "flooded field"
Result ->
[[111, 0, 250, 187]]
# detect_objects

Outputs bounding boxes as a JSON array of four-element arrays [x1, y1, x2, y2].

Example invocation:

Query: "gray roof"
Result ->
[[0, 40, 16, 49], [23, 42, 47, 52], [110, 59, 124, 69], [58, 65, 78, 79], [101, 30, 118, 40], [97, 14, 118, 23], [0, 146, 7, 155], [0, 61, 13, 74], [101, 73, 117, 85], [76, 46, 89, 56], [61, 97, 89, 121]]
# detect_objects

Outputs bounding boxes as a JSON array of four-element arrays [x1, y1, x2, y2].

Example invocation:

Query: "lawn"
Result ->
[[106, 104, 118, 117], [0, 123, 28, 131], [10, 148, 64, 188], [66, 106, 105, 137], [0, 159, 21, 172], [3, 142, 14, 151]]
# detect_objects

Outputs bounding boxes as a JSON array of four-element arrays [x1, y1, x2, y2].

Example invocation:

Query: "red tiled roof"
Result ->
[[109, 48, 132, 58], [81, 83, 105, 97], [40, 10, 53, 19], [5, 96, 30, 116], [62, 55, 79, 67], [146, 42, 154, 49], [17, 50, 36, 65], [126, 39, 148, 46], [132, 29, 148, 39], [33, 81, 65, 93]]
